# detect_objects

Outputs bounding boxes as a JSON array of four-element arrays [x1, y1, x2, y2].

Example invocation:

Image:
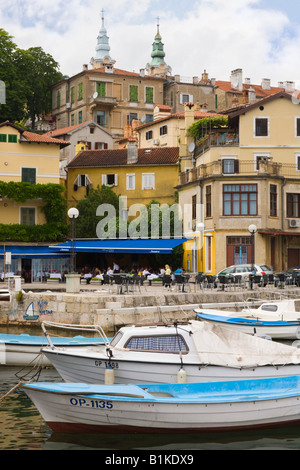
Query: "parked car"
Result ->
[[274, 268, 300, 286], [216, 264, 273, 285]]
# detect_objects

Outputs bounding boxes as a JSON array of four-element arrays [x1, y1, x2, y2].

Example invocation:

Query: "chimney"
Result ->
[[184, 103, 195, 129], [284, 81, 295, 93], [83, 64, 88, 71], [230, 68, 243, 91], [261, 78, 271, 90], [278, 81, 284, 88], [245, 78, 251, 85], [127, 139, 138, 164], [140, 68, 145, 77], [248, 86, 256, 102], [153, 105, 171, 120]]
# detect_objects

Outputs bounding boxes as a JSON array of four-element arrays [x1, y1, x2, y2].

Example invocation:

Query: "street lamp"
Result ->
[[248, 224, 257, 289], [68, 207, 79, 274]]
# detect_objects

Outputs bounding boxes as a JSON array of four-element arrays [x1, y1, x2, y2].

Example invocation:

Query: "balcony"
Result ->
[[92, 95, 117, 108], [194, 132, 239, 157], [179, 160, 300, 186]]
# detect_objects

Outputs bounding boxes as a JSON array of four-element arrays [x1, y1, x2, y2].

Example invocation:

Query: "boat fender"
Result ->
[[177, 368, 187, 383], [105, 366, 115, 384]]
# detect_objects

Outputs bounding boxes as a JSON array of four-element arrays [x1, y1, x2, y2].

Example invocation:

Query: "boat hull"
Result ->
[[196, 313, 300, 340], [0, 334, 109, 367], [23, 377, 300, 433], [43, 347, 300, 384]]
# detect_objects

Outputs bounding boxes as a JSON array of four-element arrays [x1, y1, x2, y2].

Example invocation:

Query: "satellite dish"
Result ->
[[141, 115, 146, 123], [188, 142, 195, 153], [93, 92, 98, 99]]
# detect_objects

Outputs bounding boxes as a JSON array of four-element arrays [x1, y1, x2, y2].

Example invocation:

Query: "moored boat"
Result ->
[[22, 375, 300, 433], [42, 320, 300, 384], [0, 328, 110, 367], [195, 298, 300, 339]]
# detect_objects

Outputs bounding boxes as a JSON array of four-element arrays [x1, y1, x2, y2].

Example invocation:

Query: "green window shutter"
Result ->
[[145, 87, 153, 103], [57, 91, 61, 108], [78, 83, 83, 99], [71, 87, 75, 103], [129, 85, 138, 102], [22, 168, 36, 184], [8, 134, 17, 143], [96, 82, 106, 96], [78, 111, 82, 124], [0, 134, 7, 142]]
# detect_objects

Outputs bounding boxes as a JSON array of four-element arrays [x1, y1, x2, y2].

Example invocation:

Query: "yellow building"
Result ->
[[136, 104, 222, 171], [177, 92, 300, 274], [66, 140, 179, 214], [0, 121, 68, 225]]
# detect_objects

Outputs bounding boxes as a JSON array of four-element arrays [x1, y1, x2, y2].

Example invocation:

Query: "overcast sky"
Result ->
[[1, 0, 300, 88]]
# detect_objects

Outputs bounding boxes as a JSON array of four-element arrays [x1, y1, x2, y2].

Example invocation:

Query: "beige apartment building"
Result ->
[[177, 92, 300, 274]]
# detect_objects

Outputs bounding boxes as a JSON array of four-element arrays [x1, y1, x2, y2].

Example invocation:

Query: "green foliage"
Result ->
[[187, 116, 228, 140], [75, 185, 120, 238], [0, 182, 68, 241], [0, 29, 62, 126]]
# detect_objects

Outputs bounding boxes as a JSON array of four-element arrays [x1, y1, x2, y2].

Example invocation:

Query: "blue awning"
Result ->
[[49, 238, 188, 254], [0, 246, 69, 259]]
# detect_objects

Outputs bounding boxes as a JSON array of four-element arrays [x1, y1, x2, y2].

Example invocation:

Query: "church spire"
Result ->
[[91, 9, 115, 70], [146, 18, 171, 77]]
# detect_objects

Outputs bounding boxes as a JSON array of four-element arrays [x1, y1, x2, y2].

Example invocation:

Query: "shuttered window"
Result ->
[[96, 82, 106, 96], [145, 87, 154, 103], [129, 85, 138, 102]]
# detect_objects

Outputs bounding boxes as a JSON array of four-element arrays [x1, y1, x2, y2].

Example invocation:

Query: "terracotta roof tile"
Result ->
[[22, 131, 70, 147], [216, 80, 285, 98], [67, 147, 179, 168], [90, 67, 165, 80]]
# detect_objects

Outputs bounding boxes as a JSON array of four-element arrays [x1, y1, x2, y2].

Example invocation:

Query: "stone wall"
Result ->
[[0, 288, 273, 334]]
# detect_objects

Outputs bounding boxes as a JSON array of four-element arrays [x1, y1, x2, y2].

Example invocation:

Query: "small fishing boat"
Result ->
[[42, 320, 300, 384], [0, 322, 111, 367], [195, 298, 300, 339], [22, 375, 300, 433]]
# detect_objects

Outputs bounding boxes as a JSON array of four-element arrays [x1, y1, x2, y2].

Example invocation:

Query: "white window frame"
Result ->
[[221, 156, 237, 174], [253, 116, 270, 138], [126, 173, 135, 190], [180, 93, 193, 104], [296, 153, 300, 171], [74, 174, 92, 187], [254, 152, 270, 171], [142, 173, 155, 190], [295, 117, 300, 138], [101, 174, 118, 186]]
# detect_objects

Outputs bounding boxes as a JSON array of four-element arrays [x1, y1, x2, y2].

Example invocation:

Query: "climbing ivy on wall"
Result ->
[[0, 182, 68, 241]]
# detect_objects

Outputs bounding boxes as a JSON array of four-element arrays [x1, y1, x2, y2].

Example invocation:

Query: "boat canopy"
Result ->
[[188, 321, 300, 368]]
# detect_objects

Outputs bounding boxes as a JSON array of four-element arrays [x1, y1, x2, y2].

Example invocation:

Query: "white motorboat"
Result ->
[[22, 375, 300, 433], [195, 298, 300, 339], [0, 322, 111, 367], [42, 320, 300, 384]]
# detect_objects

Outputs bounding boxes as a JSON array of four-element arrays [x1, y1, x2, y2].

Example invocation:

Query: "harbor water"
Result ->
[[1, 366, 300, 451], [1, 326, 300, 451]]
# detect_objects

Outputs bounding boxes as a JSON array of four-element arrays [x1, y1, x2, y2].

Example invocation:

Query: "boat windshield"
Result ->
[[124, 334, 189, 354], [260, 305, 278, 312], [110, 331, 123, 347]]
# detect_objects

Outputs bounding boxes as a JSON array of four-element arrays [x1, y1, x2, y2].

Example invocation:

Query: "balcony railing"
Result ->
[[179, 160, 300, 185], [194, 132, 239, 157]]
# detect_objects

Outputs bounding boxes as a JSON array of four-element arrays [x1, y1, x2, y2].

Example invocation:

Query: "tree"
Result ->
[[75, 185, 120, 238], [14, 47, 62, 128], [0, 29, 27, 122], [0, 29, 63, 126]]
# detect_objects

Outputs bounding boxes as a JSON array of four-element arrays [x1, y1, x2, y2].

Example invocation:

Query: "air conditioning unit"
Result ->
[[289, 219, 300, 228], [153, 139, 159, 146]]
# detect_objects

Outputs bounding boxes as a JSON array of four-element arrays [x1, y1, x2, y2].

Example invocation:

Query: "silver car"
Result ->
[[216, 264, 273, 284]]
